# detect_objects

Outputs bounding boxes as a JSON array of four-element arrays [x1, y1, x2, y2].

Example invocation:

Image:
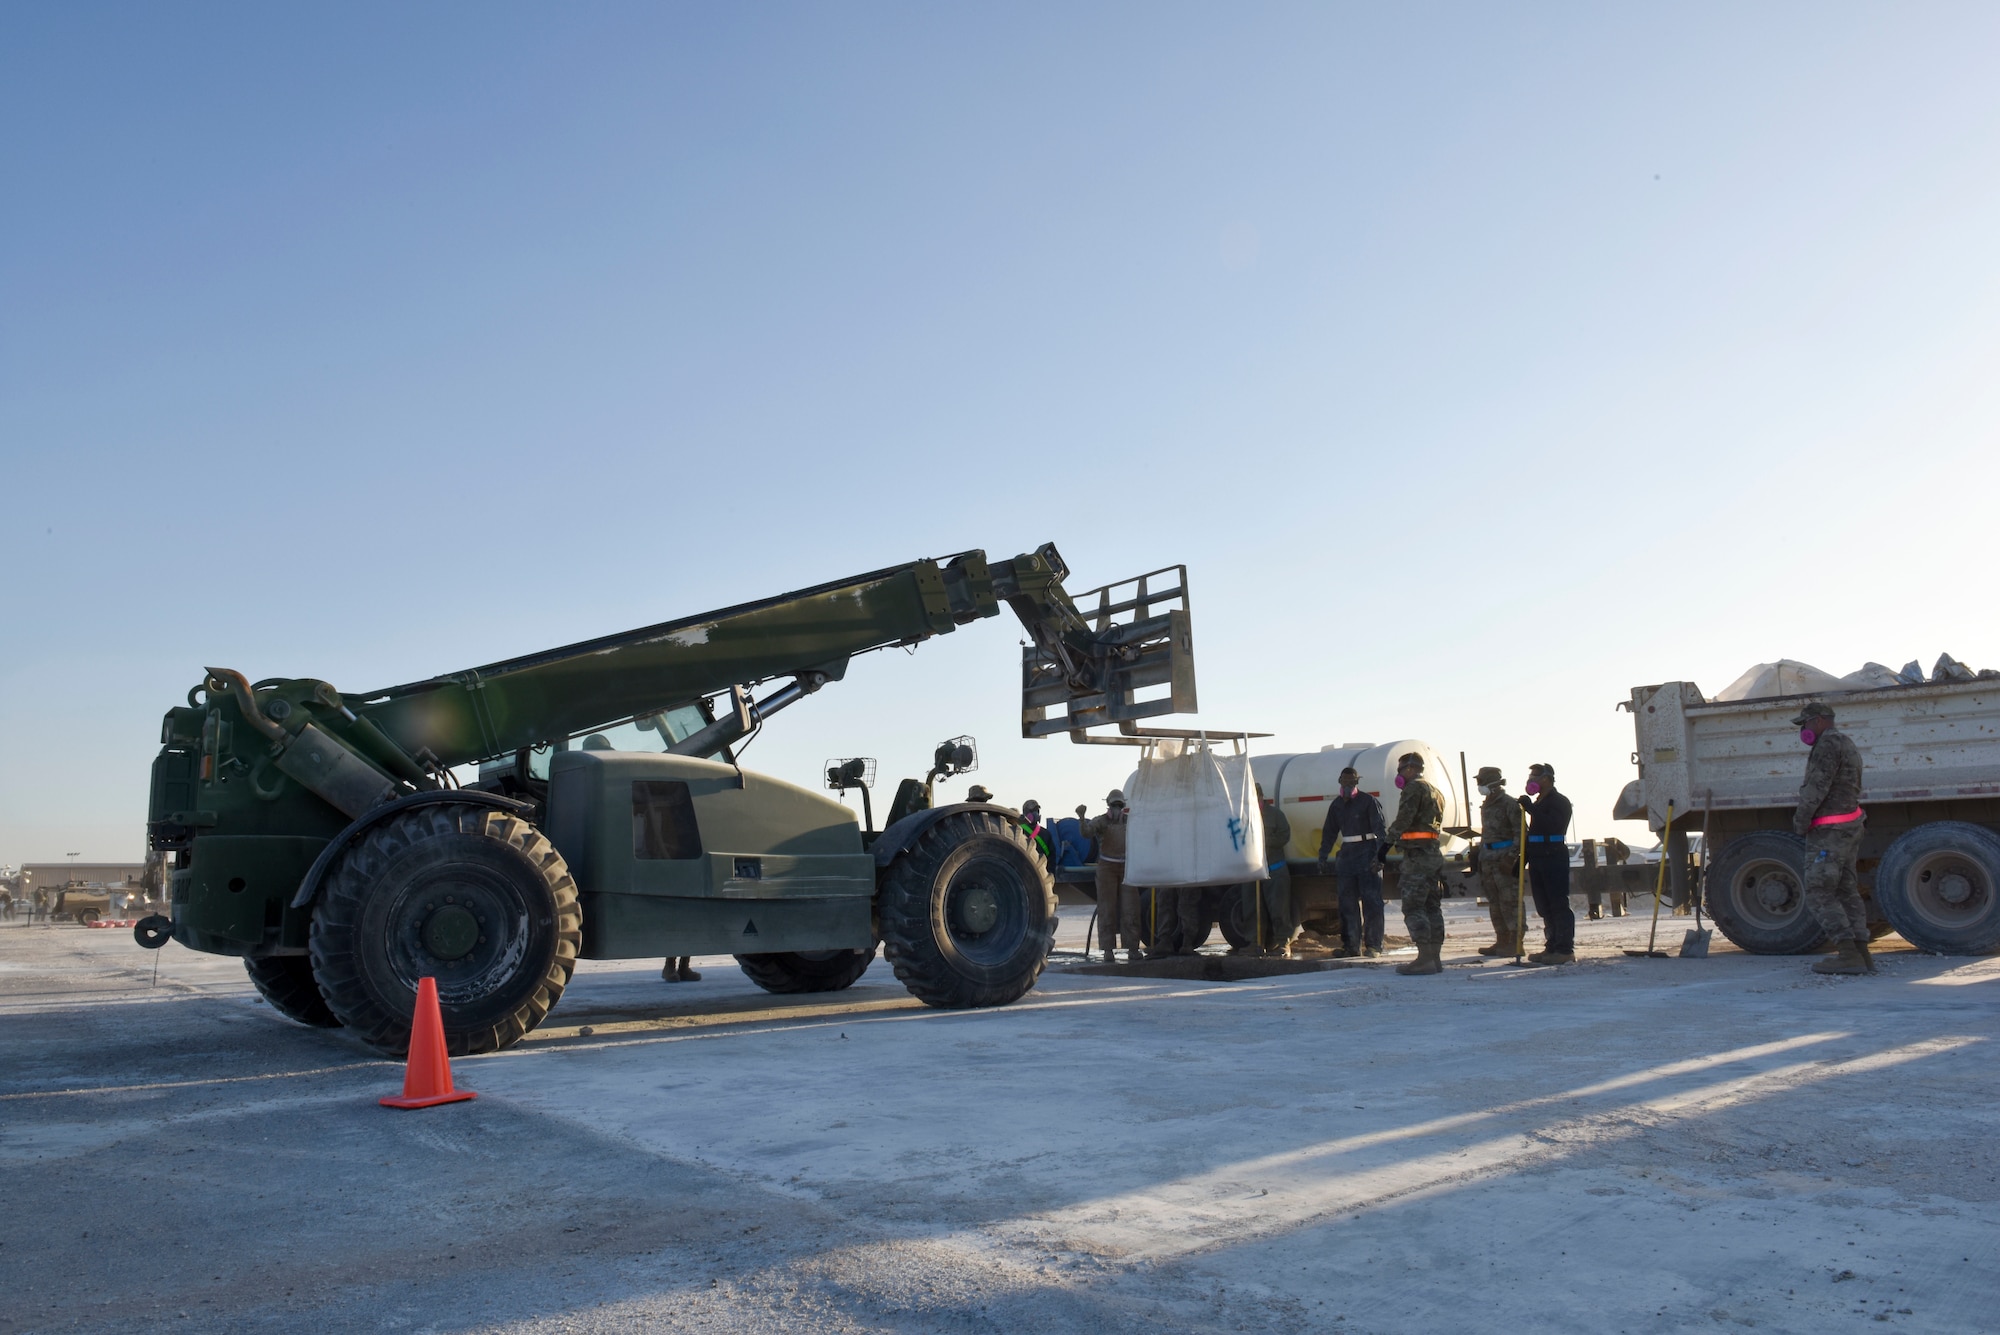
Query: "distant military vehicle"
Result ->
[[56, 887, 113, 925]]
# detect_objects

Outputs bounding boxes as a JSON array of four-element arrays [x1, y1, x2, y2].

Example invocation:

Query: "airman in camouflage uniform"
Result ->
[[1792, 702, 1874, 976], [1473, 766, 1524, 956], [1086, 790, 1142, 963], [1385, 752, 1448, 974]]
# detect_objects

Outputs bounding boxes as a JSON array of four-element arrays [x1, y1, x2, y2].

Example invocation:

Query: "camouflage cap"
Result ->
[[1398, 752, 1424, 769], [966, 785, 993, 803], [1789, 701, 1835, 726], [1474, 766, 1504, 785], [1106, 788, 1127, 805]]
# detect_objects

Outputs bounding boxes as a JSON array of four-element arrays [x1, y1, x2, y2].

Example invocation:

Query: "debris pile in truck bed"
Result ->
[[1714, 653, 2000, 701]]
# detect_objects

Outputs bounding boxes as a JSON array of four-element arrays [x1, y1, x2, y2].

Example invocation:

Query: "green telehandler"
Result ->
[[141, 544, 1196, 1056]]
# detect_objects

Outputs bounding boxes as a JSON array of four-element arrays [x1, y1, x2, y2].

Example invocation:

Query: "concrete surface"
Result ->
[[2, 904, 1996, 1333]]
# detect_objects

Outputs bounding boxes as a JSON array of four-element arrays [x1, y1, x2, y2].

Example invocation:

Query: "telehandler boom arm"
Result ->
[[154, 543, 1196, 846]]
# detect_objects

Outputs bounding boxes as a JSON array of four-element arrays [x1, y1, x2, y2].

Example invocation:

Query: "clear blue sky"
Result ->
[[5, 4, 1999, 864]]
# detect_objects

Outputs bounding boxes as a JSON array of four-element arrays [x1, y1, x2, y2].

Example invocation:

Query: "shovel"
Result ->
[[1625, 800, 1675, 958], [1679, 793, 1714, 958]]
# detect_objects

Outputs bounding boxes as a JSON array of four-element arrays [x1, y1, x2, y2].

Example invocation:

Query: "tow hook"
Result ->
[[134, 915, 173, 949]]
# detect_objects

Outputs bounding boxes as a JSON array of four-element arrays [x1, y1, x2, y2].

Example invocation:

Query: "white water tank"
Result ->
[[1249, 741, 1469, 863]]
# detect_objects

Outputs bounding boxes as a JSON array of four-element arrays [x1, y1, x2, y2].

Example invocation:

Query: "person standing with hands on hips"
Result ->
[[1317, 766, 1386, 957], [1520, 763, 1576, 964], [1385, 752, 1449, 975]]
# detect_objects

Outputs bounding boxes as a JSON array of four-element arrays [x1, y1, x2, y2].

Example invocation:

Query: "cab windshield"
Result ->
[[512, 703, 711, 781]]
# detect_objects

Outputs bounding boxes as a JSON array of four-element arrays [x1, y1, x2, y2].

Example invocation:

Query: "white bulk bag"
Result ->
[[1712, 659, 1844, 702], [1123, 736, 1265, 887]]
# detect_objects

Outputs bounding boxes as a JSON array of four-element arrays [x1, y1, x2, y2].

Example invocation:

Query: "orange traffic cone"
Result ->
[[380, 977, 476, 1109]]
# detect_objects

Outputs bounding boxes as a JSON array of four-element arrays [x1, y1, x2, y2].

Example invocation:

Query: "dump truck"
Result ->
[[142, 544, 1199, 1054], [1617, 677, 2000, 956]]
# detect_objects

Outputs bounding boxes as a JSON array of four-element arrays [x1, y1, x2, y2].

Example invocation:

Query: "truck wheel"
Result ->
[[1218, 885, 1255, 950], [1873, 822, 2000, 955], [878, 811, 1056, 1008], [243, 956, 341, 1028], [1126, 888, 1155, 949], [309, 807, 581, 1057], [736, 947, 877, 994], [76, 909, 99, 926], [1705, 831, 1824, 955]]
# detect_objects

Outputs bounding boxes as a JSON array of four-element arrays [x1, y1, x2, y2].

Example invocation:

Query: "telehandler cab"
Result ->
[[143, 544, 1197, 1055]]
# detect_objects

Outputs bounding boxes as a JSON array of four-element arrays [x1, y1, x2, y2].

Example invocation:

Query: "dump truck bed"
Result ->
[[1625, 678, 2000, 828]]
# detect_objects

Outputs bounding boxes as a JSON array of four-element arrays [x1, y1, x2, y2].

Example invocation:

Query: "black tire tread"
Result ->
[[878, 810, 1055, 1008], [244, 955, 342, 1028], [1216, 885, 1256, 950], [735, 948, 878, 994], [308, 807, 580, 1057]]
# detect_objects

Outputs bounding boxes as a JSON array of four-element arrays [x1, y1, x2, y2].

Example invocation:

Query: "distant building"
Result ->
[[19, 863, 145, 891]]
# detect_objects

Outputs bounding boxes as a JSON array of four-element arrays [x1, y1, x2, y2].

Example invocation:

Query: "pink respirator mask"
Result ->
[[1394, 775, 1408, 789], [1524, 780, 1541, 795], [1799, 728, 1817, 746]]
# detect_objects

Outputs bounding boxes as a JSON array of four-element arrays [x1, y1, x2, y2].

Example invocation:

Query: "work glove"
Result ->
[[1076, 805, 1088, 818], [1315, 859, 1328, 876]]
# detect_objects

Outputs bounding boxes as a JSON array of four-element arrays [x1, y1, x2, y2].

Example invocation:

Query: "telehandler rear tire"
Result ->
[[244, 955, 341, 1028], [878, 810, 1056, 1008], [735, 946, 877, 994], [309, 807, 581, 1057]]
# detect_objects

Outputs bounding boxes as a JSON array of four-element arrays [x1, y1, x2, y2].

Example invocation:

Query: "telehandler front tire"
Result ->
[[309, 807, 581, 1057], [244, 955, 342, 1028], [735, 946, 877, 994], [878, 811, 1056, 1009]]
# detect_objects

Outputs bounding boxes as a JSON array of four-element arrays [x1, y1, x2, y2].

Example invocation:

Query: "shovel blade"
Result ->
[[1679, 929, 1713, 959]]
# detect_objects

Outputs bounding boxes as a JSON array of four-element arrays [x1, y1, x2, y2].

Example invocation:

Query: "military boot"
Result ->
[[1395, 943, 1443, 976], [1528, 949, 1576, 965], [1811, 940, 1870, 975], [677, 962, 702, 982], [1477, 941, 1512, 957], [1859, 941, 1879, 974], [1587, 906, 1603, 920]]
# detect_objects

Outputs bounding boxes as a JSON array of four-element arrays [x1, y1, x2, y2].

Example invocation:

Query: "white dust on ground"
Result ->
[[446, 903, 1999, 1331]]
